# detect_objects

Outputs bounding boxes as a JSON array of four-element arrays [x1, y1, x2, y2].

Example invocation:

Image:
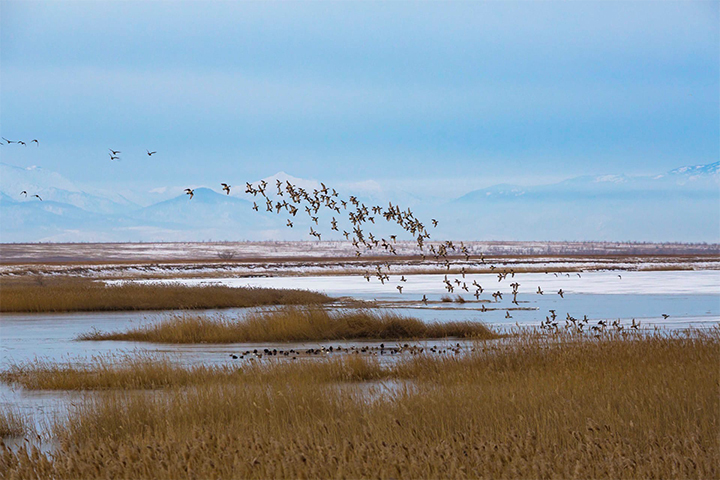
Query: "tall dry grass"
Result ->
[[1, 329, 718, 478], [2, 354, 387, 391], [0, 277, 330, 313], [79, 307, 499, 343], [0, 407, 30, 439]]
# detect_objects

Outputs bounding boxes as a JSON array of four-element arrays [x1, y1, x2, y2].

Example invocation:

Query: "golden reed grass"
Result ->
[[1, 354, 387, 391], [79, 307, 500, 343], [0, 277, 330, 313], [1, 329, 718, 478], [0, 408, 30, 439]]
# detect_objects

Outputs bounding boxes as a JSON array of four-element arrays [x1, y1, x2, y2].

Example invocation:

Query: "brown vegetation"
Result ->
[[78, 307, 499, 343], [0, 408, 29, 439], [0, 277, 330, 313], [1, 329, 718, 478], [1, 354, 386, 391]]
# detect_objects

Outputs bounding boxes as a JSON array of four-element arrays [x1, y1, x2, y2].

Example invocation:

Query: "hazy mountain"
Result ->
[[449, 161, 719, 242], [0, 162, 139, 214], [0, 162, 717, 243]]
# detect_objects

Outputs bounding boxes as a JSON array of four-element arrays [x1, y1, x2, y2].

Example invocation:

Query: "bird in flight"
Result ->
[[31, 139, 39, 146], [109, 149, 121, 155], [2, 137, 13, 144], [221, 183, 231, 195], [20, 191, 27, 197], [109, 153, 119, 161], [147, 150, 157, 156], [17, 141, 26, 146], [662, 314, 669, 319], [184, 188, 195, 199], [557, 289, 564, 298], [432, 219, 438, 227], [32, 194, 42, 201]]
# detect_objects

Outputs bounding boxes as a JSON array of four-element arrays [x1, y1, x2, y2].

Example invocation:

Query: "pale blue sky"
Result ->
[[1, 1, 718, 194]]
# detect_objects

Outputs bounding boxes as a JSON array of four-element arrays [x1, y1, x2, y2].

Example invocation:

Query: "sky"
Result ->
[[1, 1, 718, 198]]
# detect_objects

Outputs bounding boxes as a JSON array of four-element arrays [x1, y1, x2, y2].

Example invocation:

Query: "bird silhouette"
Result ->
[[558, 289, 564, 298], [32, 194, 42, 201], [20, 191, 27, 197], [184, 188, 195, 199], [31, 139, 39, 146], [109, 149, 121, 155], [221, 183, 231, 195], [147, 150, 157, 156]]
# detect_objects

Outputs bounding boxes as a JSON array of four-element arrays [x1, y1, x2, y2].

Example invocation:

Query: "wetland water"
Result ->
[[1, 269, 718, 435]]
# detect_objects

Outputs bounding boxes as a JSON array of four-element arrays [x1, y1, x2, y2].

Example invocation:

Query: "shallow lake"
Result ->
[[1, 269, 718, 437]]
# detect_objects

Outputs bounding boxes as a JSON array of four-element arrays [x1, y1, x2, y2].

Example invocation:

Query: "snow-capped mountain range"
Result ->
[[0, 161, 717, 243]]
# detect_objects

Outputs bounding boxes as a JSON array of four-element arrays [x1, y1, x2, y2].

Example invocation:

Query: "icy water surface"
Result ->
[[1, 270, 718, 438], [2, 270, 719, 366]]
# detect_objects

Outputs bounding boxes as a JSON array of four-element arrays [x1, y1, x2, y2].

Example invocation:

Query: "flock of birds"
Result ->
[[2, 137, 39, 147], [230, 342, 479, 361], [5, 137, 666, 333], [540, 312, 644, 335]]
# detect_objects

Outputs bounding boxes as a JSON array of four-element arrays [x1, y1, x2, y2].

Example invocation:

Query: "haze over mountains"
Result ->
[[0, 161, 717, 243]]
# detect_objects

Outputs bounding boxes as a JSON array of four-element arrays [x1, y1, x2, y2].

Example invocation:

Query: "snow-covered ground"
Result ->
[[127, 270, 720, 297], [2, 240, 718, 264]]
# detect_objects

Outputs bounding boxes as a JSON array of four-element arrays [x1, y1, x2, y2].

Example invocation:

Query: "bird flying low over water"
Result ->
[[558, 289, 564, 298], [184, 188, 195, 199], [221, 183, 231, 195]]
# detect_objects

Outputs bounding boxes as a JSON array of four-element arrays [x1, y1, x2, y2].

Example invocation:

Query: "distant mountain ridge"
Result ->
[[0, 161, 718, 242]]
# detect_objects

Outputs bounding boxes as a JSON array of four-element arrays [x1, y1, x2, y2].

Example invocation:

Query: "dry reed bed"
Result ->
[[0, 408, 30, 439], [79, 307, 500, 343], [1, 330, 718, 478], [1, 354, 387, 391], [0, 277, 330, 313]]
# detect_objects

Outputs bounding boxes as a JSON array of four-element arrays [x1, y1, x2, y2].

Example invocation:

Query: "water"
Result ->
[[1, 269, 718, 438]]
